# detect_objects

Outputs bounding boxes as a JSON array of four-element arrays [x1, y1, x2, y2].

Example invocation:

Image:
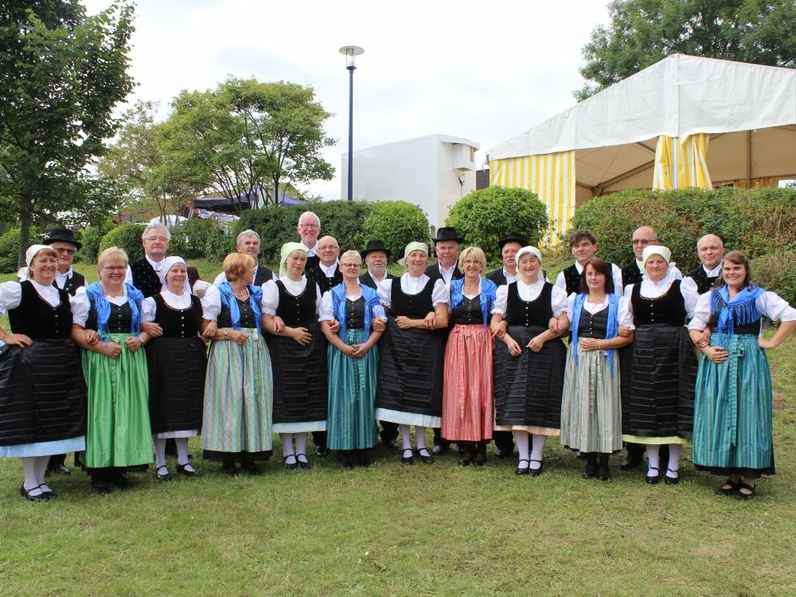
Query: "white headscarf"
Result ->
[[641, 245, 677, 279], [17, 244, 55, 281], [398, 242, 429, 267], [514, 246, 545, 283], [160, 256, 186, 290]]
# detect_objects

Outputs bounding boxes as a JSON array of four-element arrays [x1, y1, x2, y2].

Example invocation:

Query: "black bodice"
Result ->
[[576, 304, 609, 339], [390, 278, 435, 319], [505, 282, 553, 327], [275, 280, 317, 327], [153, 294, 203, 338], [8, 281, 72, 339], [451, 295, 484, 325], [631, 279, 687, 326]]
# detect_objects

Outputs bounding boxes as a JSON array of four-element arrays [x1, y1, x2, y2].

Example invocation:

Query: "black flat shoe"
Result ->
[[355, 450, 371, 467], [735, 482, 756, 500], [241, 459, 263, 475], [48, 464, 71, 476], [664, 468, 679, 485], [597, 464, 611, 482], [296, 454, 312, 470], [108, 470, 131, 489], [472, 452, 486, 467], [221, 459, 239, 476], [38, 483, 57, 497], [283, 455, 298, 470], [716, 478, 741, 496], [176, 463, 200, 477], [645, 466, 661, 485], [416, 447, 435, 465], [458, 451, 472, 467], [400, 448, 415, 465], [155, 465, 172, 481], [515, 458, 530, 475], [337, 451, 355, 469], [529, 459, 544, 477], [20, 484, 49, 502], [89, 480, 111, 495]]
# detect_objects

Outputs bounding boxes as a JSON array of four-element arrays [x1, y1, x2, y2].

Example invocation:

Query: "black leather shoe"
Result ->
[[645, 466, 661, 484], [20, 484, 49, 502], [716, 479, 741, 496], [296, 454, 312, 470], [431, 444, 446, 456], [400, 448, 415, 465], [89, 479, 111, 495], [108, 469, 131, 489], [529, 459, 544, 477], [355, 450, 371, 467], [155, 465, 172, 481], [338, 451, 355, 469], [315, 446, 328, 457], [49, 464, 71, 476], [416, 448, 435, 464], [597, 464, 610, 482], [176, 463, 200, 477], [241, 459, 263, 475], [221, 459, 239, 476], [495, 448, 514, 459], [664, 468, 679, 485], [515, 459, 530, 475], [283, 455, 298, 470]]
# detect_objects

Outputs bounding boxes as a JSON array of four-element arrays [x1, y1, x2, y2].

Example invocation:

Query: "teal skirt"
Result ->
[[692, 333, 775, 477], [326, 329, 378, 450]]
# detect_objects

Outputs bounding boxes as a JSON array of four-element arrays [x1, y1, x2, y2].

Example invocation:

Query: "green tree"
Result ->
[[576, 0, 796, 100], [362, 201, 431, 262], [160, 77, 335, 215], [445, 187, 548, 261], [0, 0, 135, 266]]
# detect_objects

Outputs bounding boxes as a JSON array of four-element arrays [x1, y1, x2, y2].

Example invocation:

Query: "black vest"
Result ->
[[621, 262, 642, 289], [505, 282, 553, 327], [343, 296, 367, 330], [631, 279, 687, 326], [486, 268, 509, 287], [306, 264, 343, 295], [562, 264, 582, 296], [8, 281, 72, 339], [54, 271, 86, 296], [86, 301, 134, 333], [275, 280, 318, 327], [708, 296, 761, 335], [575, 304, 609, 339], [305, 254, 320, 272], [130, 258, 161, 298], [152, 294, 203, 338], [390, 278, 435, 319], [425, 263, 464, 283], [359, 271, 394, 289], [687, 266, 718, 295], [451, 295, 484, 326], [217, 295, 258, 328], [253, 265, 274, 286]]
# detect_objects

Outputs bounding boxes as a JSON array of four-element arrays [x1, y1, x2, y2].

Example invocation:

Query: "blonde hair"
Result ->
[[97, 246, 129, 271], [458, 246, 486, 271], [340, 249, 361, 265], [223, 252, 255, 283]]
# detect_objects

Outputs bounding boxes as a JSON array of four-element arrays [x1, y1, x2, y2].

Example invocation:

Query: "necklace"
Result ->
[[232, 286, 249, 301]]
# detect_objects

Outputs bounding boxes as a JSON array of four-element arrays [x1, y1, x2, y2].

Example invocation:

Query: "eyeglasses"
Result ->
[[632, 239, 654, 245], [145, 236, 169, 242], [102, 265, 126, 271], [299, 223, 319, 229], [340, 263, 360, 268], [319, 245, 339, 251], [54, 247, 76, 255]]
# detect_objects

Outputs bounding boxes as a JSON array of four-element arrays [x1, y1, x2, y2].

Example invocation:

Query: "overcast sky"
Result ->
[[82, 0, 610, 200]]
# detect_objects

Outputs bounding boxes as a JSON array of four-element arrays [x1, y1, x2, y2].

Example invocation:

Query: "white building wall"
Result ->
[[342, 134, 479, 231]]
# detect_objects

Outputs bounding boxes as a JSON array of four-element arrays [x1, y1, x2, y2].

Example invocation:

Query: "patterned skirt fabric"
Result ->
[[202, 328, 274, 460], [692, 333, 775, 478], [622, 324, 697, 440], [441, 324, 494, 442], [560, 345, 623, 454], [326, 329, 379, 450], [375, 318, 445, 426], [493, 324, 566, 432], [82, 333, 153, 469]]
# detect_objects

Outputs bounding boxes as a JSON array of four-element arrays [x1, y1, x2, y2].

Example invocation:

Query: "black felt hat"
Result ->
[[42, 228, 82, 250], [361, 239, 391, 258], [498, 232, 528, 250], [432, 227, 465, 244]]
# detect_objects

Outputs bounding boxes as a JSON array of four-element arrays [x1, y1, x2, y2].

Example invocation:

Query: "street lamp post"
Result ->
[[339, 45, 364, 201]]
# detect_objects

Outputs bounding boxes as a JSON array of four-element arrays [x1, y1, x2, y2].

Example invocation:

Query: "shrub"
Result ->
[[445, 186, 549, 261], [100, 223, 146, 262], [752, 252, 796, 307], [169, 218, 230, 260], [78, 219, 116, 264], [0, 228, 21, 274], [362, 201, 430, 261]]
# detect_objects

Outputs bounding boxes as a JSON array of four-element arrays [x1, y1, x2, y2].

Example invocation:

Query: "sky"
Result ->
[[82, 0, 611, 201]]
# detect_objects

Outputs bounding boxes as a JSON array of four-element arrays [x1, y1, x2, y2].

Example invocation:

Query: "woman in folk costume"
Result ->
[[263, 242, 328, 471], [374, 242, 450, 465], [560, 258, 634, 481], [201, 252, 273, 476], [622, 245, 698, 486], [689, 250, 796, 500], [141, 256, 206, 480], [319, 250, 385, 468], [490, 246, 569, 477], [71, 246, 153, 494], [0, 245, 86, 501], [441, 246, 497, 467]]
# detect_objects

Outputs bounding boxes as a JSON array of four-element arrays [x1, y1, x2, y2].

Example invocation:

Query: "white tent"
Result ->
[[487, 54, 796, 245]]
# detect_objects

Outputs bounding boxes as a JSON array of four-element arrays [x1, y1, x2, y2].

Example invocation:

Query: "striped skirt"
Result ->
[[441, 324, 494, 442], [326, 329, 379, 450], [560, 344, 622, 454], [202, 328, 274, 460], [692, 333, 775, 477]]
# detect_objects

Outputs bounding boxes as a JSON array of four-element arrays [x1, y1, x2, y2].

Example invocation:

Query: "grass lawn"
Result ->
[[1, 258, 796, 595]]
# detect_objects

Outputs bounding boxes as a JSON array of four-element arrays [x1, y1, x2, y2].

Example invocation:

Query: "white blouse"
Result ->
[[492, 280, 568, 317], [624, 276, 699, 319], [141, 290, 193, 322], [377, 273, 449, 309], [201, 283, 270, 322], [318, 282, 386, 322], [688, 289, 796, 332], [0, 280, 63, 316], [261, 277, 322, 317], [566, 294, 635, 329]]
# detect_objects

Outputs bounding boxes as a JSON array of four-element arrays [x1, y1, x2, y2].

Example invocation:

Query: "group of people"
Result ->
[[1, 214, 793, 503]]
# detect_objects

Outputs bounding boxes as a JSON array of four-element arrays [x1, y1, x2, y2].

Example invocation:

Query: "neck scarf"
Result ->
[[331, 281, 381, 338], [86, 281, 144, 340], [218, 281, 262, 330], [449, 277, 497, 327], [570, 292, 620, 371], [711, 284, 765, 335]]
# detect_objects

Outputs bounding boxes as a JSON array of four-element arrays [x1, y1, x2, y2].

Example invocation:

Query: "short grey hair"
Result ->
[[142, 223, 171, 241], [237, 229, 260, 244]]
